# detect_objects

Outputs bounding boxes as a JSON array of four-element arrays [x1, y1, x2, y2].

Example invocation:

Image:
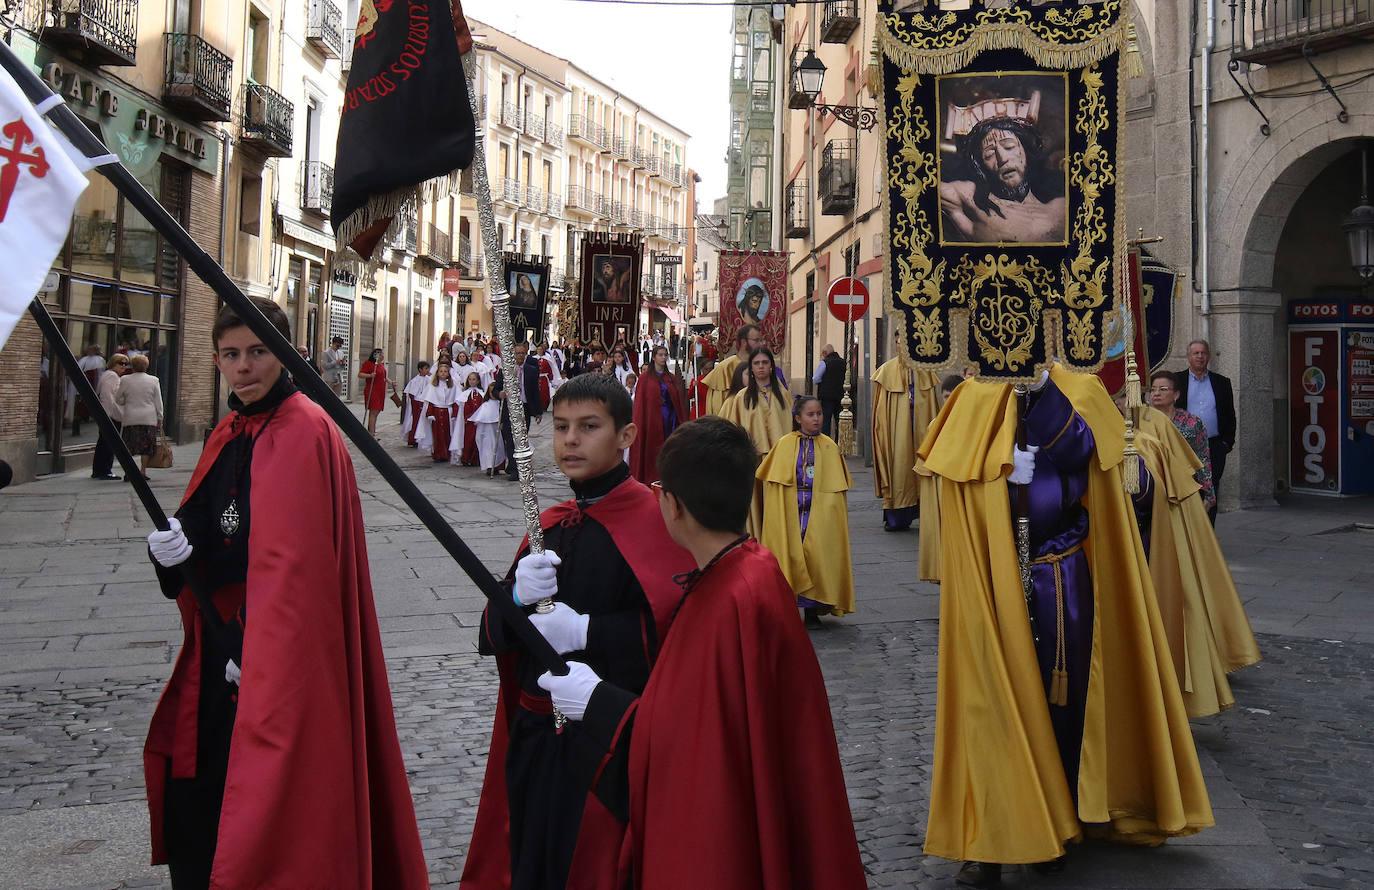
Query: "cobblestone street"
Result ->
[[1, 409, 1371, 889]]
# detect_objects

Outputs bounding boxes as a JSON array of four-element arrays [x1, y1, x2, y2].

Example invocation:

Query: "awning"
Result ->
[[655, 304, 683, 324]]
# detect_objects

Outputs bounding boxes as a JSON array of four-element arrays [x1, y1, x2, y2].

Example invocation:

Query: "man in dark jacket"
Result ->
[[813, 345, 847, 440], [1175, 339, 1235, 523]]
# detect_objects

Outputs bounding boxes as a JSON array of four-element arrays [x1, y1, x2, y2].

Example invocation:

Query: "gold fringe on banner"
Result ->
[[333, 170, 463, 255], [878, 17, 1127, 76]]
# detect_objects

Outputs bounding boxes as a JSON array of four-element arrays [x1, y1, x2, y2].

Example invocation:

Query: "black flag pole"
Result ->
[[0, 39, 567, 678], [27, 298, 244, 661]]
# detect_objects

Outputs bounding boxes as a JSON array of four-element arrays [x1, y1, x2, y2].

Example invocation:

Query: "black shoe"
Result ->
[[956, 862, 1001, 887], [804, 608, 823, 629], [92, 473, 119, 480], [1031, 856, 1067, 875]]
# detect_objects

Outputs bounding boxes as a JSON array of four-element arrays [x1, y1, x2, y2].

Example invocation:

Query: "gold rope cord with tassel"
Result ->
[[877, 14, 1128, 76], [1032, 541, 1085, 707]]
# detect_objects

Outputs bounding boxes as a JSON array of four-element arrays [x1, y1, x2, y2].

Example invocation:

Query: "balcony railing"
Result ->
[[820, 0, 860, 43], [1231, 0, 1374, 63], [419, 224, 452, 266], [548, 194, 564, 217], [342, 27, 355, 72], [646, 155, 662, 177], [642, 275, 658, 297], [551, 272, 566, 291], [526, 113, 546, 142], [665, 163, 685, 188], [546, 122, 564, 148], [611, 201, 627, 225], [613, 136, 631, 160], [307, 0, 344, 59], [242, 82, 294, 158], [525, 184, 546, 213], [497, 177, 522, 204], [785, 178, 811, 238], [630, 209, 646, 229], [458, 234, 473, 268], [302, 161, 334, 216], [788, 44, 814, 109], [820, 140, 856, 216], [402, 215, 418, 253], [632, 146, 649, 169], [569, 114, 607, 147], [163, 33, 232, 122], [39, 0, 139, 67], [501, 100, 523, 131], [568, 186, 599, 213]]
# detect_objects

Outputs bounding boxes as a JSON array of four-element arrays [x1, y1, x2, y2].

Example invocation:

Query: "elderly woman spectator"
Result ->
[[115, 354, 164, 480], [91, 354, 131, 479]]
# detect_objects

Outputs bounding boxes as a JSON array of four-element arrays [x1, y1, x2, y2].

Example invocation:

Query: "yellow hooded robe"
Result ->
[[756, 432, 856, 616], [700, 354, 742, 415], [918, 365, 1213, 864], [915, 457, 941, 582], [1136, 406, 1262, 717], [871, 359, 941, 513], [721, 387, 792, 456]]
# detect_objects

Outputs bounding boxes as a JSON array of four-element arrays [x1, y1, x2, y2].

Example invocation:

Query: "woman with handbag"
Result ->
[[114, 353, 164, 480]]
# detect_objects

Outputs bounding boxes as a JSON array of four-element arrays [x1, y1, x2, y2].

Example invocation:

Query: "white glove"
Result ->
[[1030, 369, 1050, 391], [225, 659, 241, 686], [529, 602, 590, 655], [536, 661, 602, 721], [148, 518, 193, 568], [1009, 445, 1039, 486], [513, 549, 562, 605]]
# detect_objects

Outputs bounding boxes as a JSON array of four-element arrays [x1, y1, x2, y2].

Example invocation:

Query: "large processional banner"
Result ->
[[578, 233, 643, 346], [717, 250, 789, 356], [879, 0, 1140, 381]]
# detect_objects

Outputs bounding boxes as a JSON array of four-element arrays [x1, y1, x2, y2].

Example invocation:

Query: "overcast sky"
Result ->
[[463, 0, 733, 211]]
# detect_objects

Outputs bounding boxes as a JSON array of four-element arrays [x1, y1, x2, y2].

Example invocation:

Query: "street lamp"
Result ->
[[1344, 145, 1374, 281], [791, 49, 877, 131]]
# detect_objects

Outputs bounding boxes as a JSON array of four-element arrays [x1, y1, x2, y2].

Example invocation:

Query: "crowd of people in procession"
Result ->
[[127, 292, 1260, 889]]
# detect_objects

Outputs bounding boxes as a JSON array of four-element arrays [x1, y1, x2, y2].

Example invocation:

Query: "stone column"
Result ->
[[1208, 287, 1282, 511]]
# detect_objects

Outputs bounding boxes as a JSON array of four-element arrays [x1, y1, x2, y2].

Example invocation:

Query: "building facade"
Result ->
[[726, 5, 783, 251]]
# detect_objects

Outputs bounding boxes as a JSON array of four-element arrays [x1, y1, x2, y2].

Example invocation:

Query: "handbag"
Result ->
[[390, 385, 404, 408], [146, 431, 174, 469]]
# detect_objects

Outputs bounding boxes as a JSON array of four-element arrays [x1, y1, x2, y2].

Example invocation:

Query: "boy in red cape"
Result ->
[[143, 298, 428, 889], [538, 418, 867, 889], [462, 373, 696, 890]]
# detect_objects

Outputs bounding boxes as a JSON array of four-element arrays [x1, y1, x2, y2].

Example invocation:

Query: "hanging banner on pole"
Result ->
[[717, 249, 788, 355], [504, 254, 551, 342], [878, 0, 1136, 381], [578, 232, 642, 346]]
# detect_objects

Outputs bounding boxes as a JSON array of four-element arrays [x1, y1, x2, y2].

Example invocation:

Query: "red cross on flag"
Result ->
[[0, 64, 92, 351]]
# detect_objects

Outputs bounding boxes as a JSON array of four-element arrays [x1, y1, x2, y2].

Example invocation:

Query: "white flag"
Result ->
[[0, 64, 93, 351]]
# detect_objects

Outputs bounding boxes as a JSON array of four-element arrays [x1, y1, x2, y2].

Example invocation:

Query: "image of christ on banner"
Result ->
[[591, 254, 634, 304], [937, 73, 1069, 247], [735, 278, 771, 327]]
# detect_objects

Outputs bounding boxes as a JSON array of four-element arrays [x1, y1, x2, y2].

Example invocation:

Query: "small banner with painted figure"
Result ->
[[1140, 247, 1181, 375], [332, 0, 476, 259], [717, 249, 788, 355], [1098, 247, 1150, 396], [578, 233, 642, 346], [504, 254, 551, 343], [878, 0, 1141, 381]]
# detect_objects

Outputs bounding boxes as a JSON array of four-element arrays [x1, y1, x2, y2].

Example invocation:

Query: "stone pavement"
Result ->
[[0, 404, 1371, 889]]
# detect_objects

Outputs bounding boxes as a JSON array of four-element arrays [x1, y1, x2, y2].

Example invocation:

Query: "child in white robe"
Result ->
[[472, 381, 507, 476]]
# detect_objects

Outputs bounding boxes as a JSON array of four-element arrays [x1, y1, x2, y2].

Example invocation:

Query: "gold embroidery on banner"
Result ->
[[1062, 63, 1114, 362], [951, 253, 1050, 372], [888, 71, 945, 358]]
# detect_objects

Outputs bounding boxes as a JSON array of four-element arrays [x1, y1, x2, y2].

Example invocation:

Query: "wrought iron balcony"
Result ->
[[570, 114, 607, 148], [163, 33, 233, 122], [242, 83, 294, 157], [641, 275, 658, 297], [785, 179, 811, 238], [546, 122, 564, 148], [665, 164, 685, 188], [569, 114, 591, 143], [526, 113, 546, 142], [497, 177, 522, 204], [632, 146, 649, 169], [820, 0, 860, 44], [1231, 0, 1374, 63], [402, 214, 418, 253], [788, 44, 814, 109], [567, 186, 599, 213], [551, 272, 566, 291], [39, 0, 139, 67], [302, 161, 334, 216], [611, 201, 627, 225], [646, 155, 662, 177], [419, 224, 452, 266], [501, 100, 523, 131], [307, 0, 344, 59], [613, 137, 631, 160], [820, 140, 856, 216], [525, 184, 546, 213], [458, 234, 473, 268], [630, 209, 646, 229], [547, 194, 564, 217], [342, 28, 355, 72]]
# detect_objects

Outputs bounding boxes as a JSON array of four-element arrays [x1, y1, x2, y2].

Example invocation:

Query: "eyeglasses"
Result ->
[[651, 480, 667, 497]]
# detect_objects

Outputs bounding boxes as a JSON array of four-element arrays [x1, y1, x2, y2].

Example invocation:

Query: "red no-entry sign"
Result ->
[[827, 277, 870, 323]]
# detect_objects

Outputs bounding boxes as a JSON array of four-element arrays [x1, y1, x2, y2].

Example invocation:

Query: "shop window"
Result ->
[[287, 256, 303, 307], [69, 176, 119, 280], [308, 262, 323, 306]]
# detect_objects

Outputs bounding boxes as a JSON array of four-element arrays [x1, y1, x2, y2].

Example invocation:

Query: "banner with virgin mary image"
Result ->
[[878, 0, 1140, 381], [504, 254, 551, 343], [578, 233, 643, 346], [717, 249, 788, 355]]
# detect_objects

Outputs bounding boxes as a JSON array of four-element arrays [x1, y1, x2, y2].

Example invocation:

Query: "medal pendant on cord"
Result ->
[[220, 500, 241, 537]]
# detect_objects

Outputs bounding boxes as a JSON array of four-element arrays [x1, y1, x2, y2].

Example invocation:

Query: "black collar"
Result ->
[[571, 462, 630, 506], [228, 371, 296, 416]]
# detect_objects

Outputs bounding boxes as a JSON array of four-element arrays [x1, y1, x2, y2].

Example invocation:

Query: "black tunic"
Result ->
[[479, 463, 657, 890], [150, 373, 294, 890]]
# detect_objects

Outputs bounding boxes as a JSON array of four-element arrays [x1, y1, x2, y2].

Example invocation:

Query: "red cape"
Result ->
[[572, 541, 866, 890], [628, 370, 686, 484], [144, 391, 428, 888], [461, 477, 695, 890]]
